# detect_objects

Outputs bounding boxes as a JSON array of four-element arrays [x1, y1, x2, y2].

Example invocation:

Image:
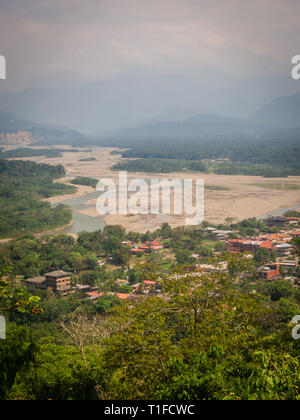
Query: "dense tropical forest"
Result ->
[[0, 160, 75, 238], [112, 158, 292, 177], [108, 137, 300, 177], [1, 221, 300, 400], [0, 148, 81, 159], [70, 177, 99, 188], [0, 111, 85, 145], [113, 158, 208, 173]]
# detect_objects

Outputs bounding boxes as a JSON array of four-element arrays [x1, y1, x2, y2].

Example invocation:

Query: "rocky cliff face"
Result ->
[[0, 111, 86, 146], [0, 131, 37, 145]]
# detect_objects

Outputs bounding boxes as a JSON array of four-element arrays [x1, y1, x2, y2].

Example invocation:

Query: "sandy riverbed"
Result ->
[[42, 180, 95, 205], [3, 145, 300, 233], [82, 172, 300, 232]]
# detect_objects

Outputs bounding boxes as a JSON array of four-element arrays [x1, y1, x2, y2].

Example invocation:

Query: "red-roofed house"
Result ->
[[87, 292, 104, 300], [115, 279, 129, 285], [130, 248, 146, 254], [260, 241, 274, 251], [116, 293, 131, 300]]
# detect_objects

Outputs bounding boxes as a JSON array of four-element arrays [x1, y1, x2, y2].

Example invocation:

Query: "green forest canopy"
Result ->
[[108, 136, 300, 177], [0, 160, 75, 238]]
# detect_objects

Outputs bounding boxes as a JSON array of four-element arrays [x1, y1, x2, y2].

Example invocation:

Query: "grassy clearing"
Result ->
[[205, 185, 231, 191], [201, 240, 219, 249]]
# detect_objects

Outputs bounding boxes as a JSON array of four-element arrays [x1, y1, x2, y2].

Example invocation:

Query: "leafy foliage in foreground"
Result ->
[[0, 230, 299, 400], [0, 267, 41, 400], [2, 253, 300, 400]]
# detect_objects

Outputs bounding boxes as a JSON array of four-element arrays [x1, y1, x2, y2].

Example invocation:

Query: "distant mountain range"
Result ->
[[0, 111, 85, 145], [1, 79, 300, 145], [108, 94, 300, 140], [108, 114, 263, 139], [0, 68, 299, 134], [251, 93, 300, 128]]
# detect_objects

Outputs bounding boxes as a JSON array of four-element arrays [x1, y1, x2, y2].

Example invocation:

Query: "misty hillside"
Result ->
[[0, 110, 85, 145], [109, 92, 300, 140], [109, 114, 265, 139], [251, 93, 300, 128], [0, 111, 34, 131], [0, 69, 299, 135]]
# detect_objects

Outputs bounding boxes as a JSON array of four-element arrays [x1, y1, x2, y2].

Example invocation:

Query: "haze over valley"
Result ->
[[2, 0, 300, 403]]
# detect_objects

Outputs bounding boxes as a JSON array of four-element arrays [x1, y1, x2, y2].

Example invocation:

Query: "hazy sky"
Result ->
[[0, 0, 300, 91]]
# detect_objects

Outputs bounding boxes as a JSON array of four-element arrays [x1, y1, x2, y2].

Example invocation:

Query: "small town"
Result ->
[[20, 214, 300, 304], [2, 0, 300, 403]]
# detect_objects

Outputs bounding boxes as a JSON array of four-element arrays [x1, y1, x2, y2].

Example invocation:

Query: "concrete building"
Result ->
[[24, 270, 72, 295], [273, 243, 293, 257], [277, 260, 298, 272], [259, 264, 280, 280], [210, 230, 231, 240], [23, 276, 47, 290]]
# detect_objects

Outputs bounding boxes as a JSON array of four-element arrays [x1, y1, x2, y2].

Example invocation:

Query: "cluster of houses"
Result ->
[[128, 241, 164, 255], [83, 278, 162, 301], [227, 238, 294, 257], [259, 260, 299, 280], [227, 228, 300, 257], [204, 217, 300, 262], [205, 228, 232, 241], [23, 214, 300, 301], [24, 270, 162, 301], [265, 216, 300, 229], [225, 217, 300, 282]]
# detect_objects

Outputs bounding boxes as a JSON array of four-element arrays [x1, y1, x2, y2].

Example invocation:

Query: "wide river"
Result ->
[[258, 204, 300, 220], [54, 185, 299, 234], [58, 191, 105, 234]]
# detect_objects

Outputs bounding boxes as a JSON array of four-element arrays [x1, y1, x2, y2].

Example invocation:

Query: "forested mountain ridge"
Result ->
[[0, 68, 299, 134], [0, 111, 85, 146], [109, 113, 267, 139]]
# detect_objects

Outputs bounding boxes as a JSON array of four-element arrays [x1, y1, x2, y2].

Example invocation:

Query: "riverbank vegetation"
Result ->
[[112, 158, 298, 177], [113, 158, 207, 173], [108, 137, 300, 177], [0, 160, 75, 238], [70, 177, 98, 188], [0, 148, 82, 159]]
